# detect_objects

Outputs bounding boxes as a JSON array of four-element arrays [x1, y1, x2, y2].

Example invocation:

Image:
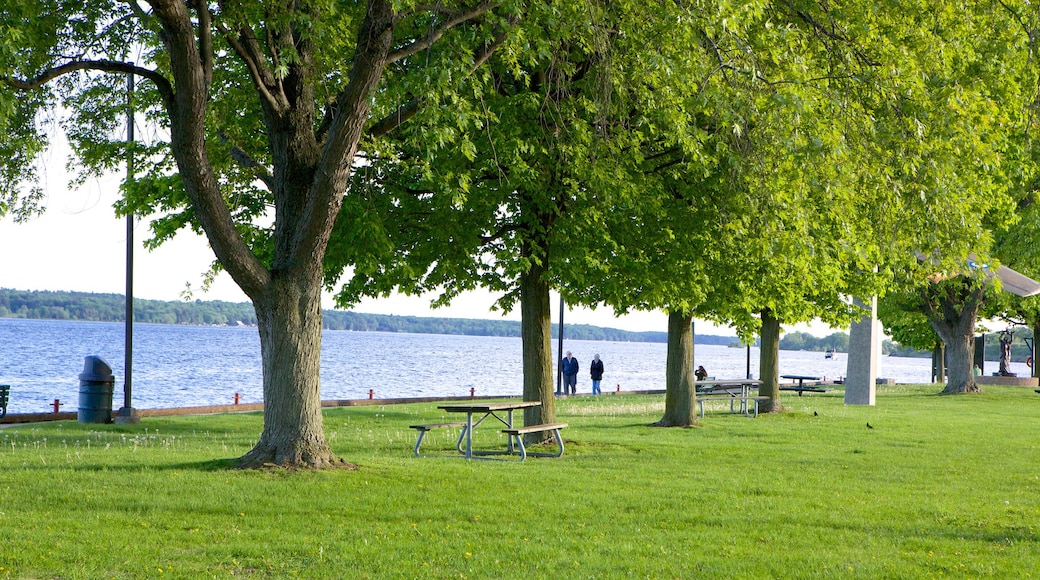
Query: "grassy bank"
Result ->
[[0, 385, 1037, 578]]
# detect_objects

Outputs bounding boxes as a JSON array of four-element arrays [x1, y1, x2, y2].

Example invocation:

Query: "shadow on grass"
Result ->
[[47, 457, 246, 473]]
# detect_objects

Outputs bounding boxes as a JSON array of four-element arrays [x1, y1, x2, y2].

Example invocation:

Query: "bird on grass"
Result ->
[[866, 422, 874, 429], [813, 411, 818, 416]]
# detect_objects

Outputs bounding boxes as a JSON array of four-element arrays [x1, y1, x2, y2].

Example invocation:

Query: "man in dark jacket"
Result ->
[[561, 351, 579, 395]]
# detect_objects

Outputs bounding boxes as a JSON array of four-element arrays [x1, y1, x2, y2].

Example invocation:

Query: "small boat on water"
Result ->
[[824, 348, 836, 359]]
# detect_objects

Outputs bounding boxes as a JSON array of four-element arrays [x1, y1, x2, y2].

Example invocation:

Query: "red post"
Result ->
[[470, 387, 475, 398], [368, 389, 374, 400], [233, 392, 241, 405], [52, 399, 62, 413]]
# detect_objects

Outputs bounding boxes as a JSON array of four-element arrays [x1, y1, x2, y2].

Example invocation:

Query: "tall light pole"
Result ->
[[115, 69, 140, 424], [556, 294, 564, 395]]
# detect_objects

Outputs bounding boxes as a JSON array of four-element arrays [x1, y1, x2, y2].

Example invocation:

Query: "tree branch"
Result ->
[[195, 0, 214, 88], [300, 0, 396, 264], [219, 132, 275, 190], [479, 223, 518, 245], [214, 20, 287, 114], [366, 20, 512, 138], [386, 1, 499, 64], [149, 0, 271, 296], [786, 2, 881, 68], [3, 60, 175, 106], [367, 98, 422, 138], [121, 0, 151, 24]]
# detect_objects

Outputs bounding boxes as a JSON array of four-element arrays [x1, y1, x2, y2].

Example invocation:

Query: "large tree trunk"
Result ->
[[520, 262, 557, 430], [237, 275, 353, 469], [924, 281, 985, 394], [758, 308, 782, 413], [150, 1, 395, 469], [939, 330, 978, 394], [654, 310, 697, 427]]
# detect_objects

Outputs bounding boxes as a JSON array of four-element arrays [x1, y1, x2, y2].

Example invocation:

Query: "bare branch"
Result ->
[[4, 60, 175, 106], [219, 133, 275, 190], [479, 223, 518, 245], [387, 1, 499, 64], [367, 99, 422, 138]]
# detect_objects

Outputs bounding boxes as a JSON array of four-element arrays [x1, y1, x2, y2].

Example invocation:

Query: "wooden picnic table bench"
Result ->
[[409, 401, 543, 459], [697, 396, 769, 418], [501, 423, 568, 461], [0, 384, 9, 419], [780, 375, 830, 396], [695, 379, 762, 417], [409, 422, 468, 457]]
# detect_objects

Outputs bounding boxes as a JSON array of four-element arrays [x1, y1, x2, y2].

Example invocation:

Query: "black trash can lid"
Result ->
[[79, 355, 114, 382]]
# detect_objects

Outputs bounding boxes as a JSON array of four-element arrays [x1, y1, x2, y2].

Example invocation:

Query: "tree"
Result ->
[[876, 0, 1040, 393], [988, 1, 1040, 380], [1, 0, 516, 468], [597, 1, 895, 416], [335, 1, 712, 428]]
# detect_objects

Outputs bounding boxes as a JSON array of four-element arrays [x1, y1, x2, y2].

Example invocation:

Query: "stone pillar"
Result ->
[[845, 296, 878, 406]]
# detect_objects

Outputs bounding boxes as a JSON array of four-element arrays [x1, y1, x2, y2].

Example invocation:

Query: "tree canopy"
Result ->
[[1, 0, 527, 468]]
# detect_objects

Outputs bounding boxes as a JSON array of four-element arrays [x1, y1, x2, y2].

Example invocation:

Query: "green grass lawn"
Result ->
[[0, 385, 1037, 578]]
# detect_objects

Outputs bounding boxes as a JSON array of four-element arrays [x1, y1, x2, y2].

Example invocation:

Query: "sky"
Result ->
[[0, 142, 840, 337]]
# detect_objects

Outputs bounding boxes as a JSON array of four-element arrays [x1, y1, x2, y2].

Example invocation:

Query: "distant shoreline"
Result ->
[[1, 288, 744, 345]]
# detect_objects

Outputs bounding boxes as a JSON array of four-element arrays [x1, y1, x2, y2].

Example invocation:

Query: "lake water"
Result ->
[[2, 318, 1025, 414]]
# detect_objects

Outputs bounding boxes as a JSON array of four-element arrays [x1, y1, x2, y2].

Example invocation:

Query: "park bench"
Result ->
[[779, 386, 831, 396], [501, 423, 568, 461], [780, 374, 831, 396], [0, 384, 8, 419], [409, 422, 467, 457], [697, 395, 769, 418]]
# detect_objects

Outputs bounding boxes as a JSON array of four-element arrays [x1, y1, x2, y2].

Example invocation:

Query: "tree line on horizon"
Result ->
[[7, 288, 976, 357], [0, 288, 738, 343]]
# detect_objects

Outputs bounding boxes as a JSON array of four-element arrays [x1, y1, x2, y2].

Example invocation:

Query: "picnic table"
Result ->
[[696, 379, 763, 417], [780, 374, 830, 396], [436, 401, 543, 459]]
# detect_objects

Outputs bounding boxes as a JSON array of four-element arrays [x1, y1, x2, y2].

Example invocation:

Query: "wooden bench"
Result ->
[[0, 384, 8, 419], [409, 422, 467, 457], [697, 396, 769, 418], [501, 423, 568, 461]]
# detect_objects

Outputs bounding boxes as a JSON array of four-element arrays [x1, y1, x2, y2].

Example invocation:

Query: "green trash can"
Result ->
[[78, 356, 115, 424]]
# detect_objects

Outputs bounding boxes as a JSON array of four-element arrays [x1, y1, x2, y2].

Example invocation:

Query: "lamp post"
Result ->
[[115, 69, 140, 424], [556, 294, 564, 395]]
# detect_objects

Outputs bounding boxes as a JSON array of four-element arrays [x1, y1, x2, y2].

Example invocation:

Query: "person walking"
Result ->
[[590, 354, 604, 395], [561, 351, 579, 395]]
